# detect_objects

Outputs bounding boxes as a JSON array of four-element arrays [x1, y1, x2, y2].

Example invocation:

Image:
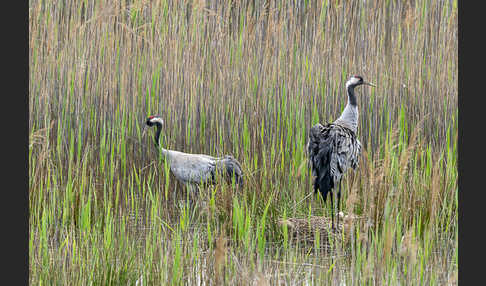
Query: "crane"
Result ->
[[307, 75, 375, 230], [143, 115, 243, 193]]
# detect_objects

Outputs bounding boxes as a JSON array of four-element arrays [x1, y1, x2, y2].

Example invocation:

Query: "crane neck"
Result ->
[[346, 84, 358, 106], [333, 84, 359, 133], [154, 123, 169, 158]]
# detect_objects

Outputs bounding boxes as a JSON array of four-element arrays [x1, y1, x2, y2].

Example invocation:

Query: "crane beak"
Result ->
[[363, 81, 376, 87]]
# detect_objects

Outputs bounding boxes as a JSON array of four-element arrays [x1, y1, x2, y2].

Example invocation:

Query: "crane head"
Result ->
[[346, 75, 376, 88], [145, 115, 164, 127], [142, 115, 163, 137]]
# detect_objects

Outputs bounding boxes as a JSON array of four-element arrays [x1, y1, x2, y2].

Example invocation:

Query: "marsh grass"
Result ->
[[29, 0, 457, 284]]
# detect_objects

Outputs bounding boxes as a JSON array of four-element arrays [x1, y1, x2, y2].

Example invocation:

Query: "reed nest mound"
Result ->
[[278, 214, 364, 246]]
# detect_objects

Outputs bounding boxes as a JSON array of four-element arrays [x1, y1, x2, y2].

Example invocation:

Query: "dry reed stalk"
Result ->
[[255, 271, 270, 286], [399, 228, 417, 265], [214, 231, 227, 285]]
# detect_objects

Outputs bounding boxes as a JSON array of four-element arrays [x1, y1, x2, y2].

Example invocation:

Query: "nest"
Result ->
[[278, 213, 364, 247]]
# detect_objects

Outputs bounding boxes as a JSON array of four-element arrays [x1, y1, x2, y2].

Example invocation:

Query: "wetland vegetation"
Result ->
[[29, 0, 457, 284]]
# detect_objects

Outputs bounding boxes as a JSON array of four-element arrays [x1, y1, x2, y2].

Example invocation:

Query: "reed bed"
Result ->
[[29, 0, 457, 284]]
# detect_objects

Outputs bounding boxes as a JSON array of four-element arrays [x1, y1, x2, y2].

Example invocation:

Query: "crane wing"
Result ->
[[307, 123, 361, 201], [170, 154, 217, 185]]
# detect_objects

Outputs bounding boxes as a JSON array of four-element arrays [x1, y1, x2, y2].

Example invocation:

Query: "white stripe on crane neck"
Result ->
[[150, 117, 164, 125]]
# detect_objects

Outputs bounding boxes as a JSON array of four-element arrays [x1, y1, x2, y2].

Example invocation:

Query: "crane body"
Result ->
[[307, 75, 375, 230], [144, 116, 243, 192]]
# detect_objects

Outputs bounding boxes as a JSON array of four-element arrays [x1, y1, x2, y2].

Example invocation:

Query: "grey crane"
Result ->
[[143, 115, 243, 193], [307, 75, 375, 230]]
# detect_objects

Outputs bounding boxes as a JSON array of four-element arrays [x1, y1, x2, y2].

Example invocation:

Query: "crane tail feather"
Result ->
[[220, 155, 243, 187], [308, 124, 334, 202]]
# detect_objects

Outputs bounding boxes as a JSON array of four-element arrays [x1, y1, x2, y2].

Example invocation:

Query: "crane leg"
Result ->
[[329, 191, 335, 230], [337, 181, 342, 230]]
